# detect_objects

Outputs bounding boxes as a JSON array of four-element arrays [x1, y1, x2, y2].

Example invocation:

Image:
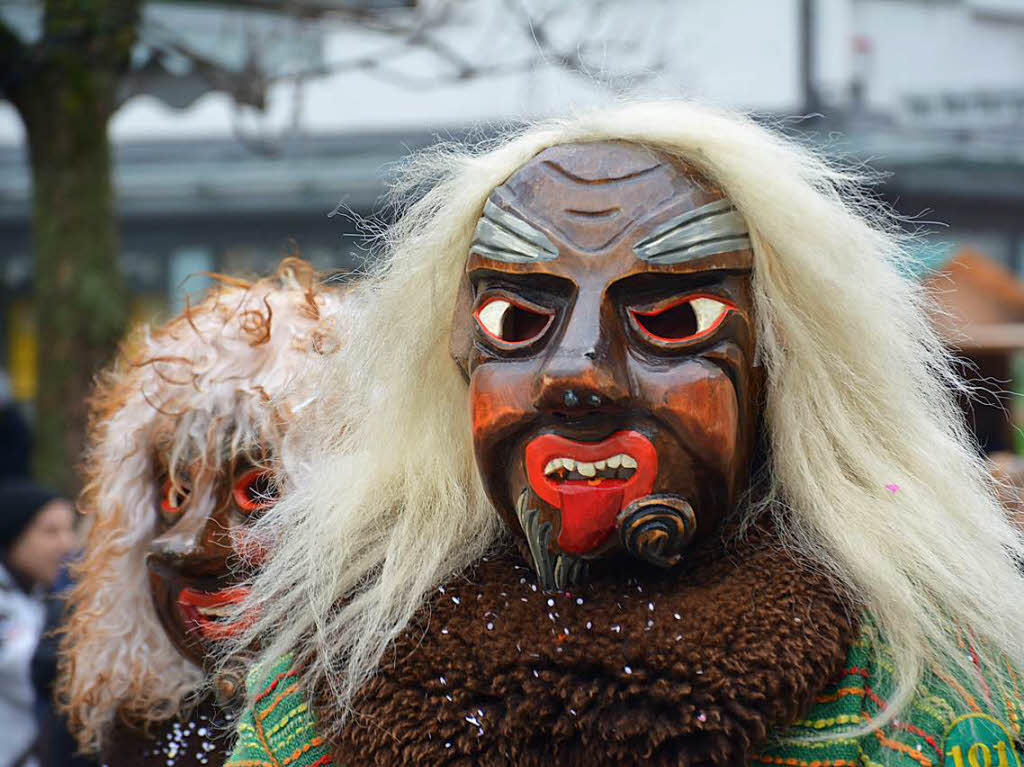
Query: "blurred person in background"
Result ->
[[30, 551, 95, 767], [1, 482, 74, 767]]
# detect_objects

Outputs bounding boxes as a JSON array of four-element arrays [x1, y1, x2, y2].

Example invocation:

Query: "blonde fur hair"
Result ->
[[236, 101, 1024, 734], [59, 258, 352, 752]]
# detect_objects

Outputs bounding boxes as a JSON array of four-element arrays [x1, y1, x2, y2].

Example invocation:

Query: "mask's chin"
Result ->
[[149, 575, 204, 667], [512, 487, 592, 593]]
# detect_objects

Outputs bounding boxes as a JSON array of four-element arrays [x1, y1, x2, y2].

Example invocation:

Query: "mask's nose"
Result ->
[[532, 287, 630, 417], [147, 500, 227, 577]]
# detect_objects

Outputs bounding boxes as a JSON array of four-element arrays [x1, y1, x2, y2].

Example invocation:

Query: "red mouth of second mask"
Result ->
[[524, 430, 658, 554], [177, 586, 252, 641]]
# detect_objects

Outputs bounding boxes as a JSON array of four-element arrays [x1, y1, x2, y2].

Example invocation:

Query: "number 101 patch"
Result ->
[[944, 714, 1021, 767]]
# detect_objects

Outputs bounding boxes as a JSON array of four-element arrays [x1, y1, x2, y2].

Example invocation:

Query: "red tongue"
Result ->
[[556, 484, 625, 554]]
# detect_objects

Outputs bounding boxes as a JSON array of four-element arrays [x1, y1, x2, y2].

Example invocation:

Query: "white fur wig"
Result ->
[[59, 258, 353, 752], [236, 102, 1024, 733]]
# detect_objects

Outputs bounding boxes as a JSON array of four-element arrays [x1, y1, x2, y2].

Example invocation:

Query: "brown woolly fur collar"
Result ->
[[324, 523, 858, 766]]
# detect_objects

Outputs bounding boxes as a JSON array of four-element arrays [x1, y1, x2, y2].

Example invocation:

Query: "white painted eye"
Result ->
[[477, 298, 511, 338], [474, 296, 553, 346], [690, 297, 730, 335], [630, 294, 734, 344]]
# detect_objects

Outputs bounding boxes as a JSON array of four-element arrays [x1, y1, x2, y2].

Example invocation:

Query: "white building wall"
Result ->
[[848, 0, 1024, 121], [816, 0, 856, 105]]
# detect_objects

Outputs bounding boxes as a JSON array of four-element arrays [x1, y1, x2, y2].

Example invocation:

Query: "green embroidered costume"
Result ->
[[229, 657, 331, 767], [751, 619, 1023, 767], [228, 616, 1023, 767]]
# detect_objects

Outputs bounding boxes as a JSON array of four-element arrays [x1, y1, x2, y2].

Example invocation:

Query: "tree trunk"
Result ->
[[4, 2, 141, 494], [21, 86, 126, 494]]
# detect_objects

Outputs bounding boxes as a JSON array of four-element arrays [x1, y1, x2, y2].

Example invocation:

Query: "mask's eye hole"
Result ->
[[160, 478, 190, 516], [474, 296, 553, 348], [232, 469, 279, 514], [629, 294, 734, 346]]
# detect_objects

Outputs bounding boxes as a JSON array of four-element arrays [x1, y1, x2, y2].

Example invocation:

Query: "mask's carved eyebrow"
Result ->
[[633, 198, 750, 265], [471, 199, 559, 263]]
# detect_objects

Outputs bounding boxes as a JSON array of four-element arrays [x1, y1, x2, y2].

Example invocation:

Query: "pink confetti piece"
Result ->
[[697, 711, 707, 723], [885, 483, 900, 494]]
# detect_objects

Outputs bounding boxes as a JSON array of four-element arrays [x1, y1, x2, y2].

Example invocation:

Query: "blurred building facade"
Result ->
[[1, 0, 1023, 403]]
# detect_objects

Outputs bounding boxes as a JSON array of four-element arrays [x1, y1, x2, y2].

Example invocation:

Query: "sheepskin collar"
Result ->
[[325, 522, 857, 766]]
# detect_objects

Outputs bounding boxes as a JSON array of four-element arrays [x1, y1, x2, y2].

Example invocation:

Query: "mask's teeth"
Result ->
[[543, 453, 637, 481]]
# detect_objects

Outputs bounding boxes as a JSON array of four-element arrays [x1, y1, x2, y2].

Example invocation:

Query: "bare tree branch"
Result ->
[[112, 0, 663, 154], [321, 1, 661, 87], [136, 0, 661, 106], [502, 0, 659, 87]]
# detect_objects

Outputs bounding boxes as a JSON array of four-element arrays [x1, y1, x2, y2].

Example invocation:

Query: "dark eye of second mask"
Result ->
[[160, 478, 190, 521], [156, 465, 279, 519], [232, 468, 279, 514]]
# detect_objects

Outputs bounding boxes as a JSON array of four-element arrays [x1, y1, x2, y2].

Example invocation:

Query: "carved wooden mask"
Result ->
[[147, 454, 276, 668], [450, 141, 759, 590]]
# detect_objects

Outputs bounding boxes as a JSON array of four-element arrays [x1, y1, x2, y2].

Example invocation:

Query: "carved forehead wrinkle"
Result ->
[[490, 141, 719, 254]]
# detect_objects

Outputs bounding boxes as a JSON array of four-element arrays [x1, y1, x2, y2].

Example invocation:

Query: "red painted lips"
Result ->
[[177, 586, 252, 641], [524, 430, 658, 554]]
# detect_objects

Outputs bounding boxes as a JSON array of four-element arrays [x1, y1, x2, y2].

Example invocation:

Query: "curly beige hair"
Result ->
[[58, 258, 353, 752]]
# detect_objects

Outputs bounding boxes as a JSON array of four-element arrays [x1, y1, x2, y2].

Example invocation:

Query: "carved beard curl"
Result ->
[[514, 488, 699, 592]]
